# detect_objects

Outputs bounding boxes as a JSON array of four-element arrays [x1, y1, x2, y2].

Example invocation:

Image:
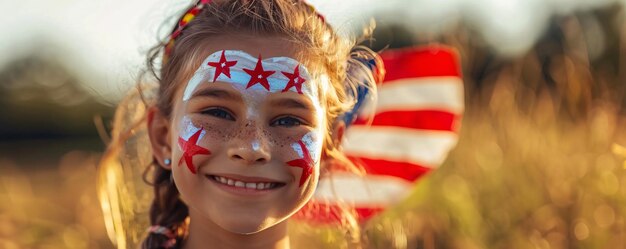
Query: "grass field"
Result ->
[[3, 93, 624, 249]]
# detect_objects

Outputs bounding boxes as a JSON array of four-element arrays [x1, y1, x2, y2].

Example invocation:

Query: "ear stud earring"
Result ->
[[164, 158, 172, 166]]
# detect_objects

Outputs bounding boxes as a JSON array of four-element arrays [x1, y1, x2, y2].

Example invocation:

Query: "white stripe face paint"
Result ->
[[290, 131, 322, 164], [182, 50, 318, 101], [179, 115, 206, 140], [177, 116, 211, 174]]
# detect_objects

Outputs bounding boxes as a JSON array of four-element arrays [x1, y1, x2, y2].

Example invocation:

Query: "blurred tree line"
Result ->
[[0, 48, 113, 163], [370, 3, 625, 120]]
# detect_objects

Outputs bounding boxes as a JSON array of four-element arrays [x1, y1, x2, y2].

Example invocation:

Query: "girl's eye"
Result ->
[[271, 116, 303, 127], [201, 108, 235, 121]]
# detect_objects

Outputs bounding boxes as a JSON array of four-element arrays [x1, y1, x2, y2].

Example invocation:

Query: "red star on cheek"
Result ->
[[243, 55, 275, 91], [207, 50, 238, 82], [287, 140, 314, 187], [178, 129, 211, 174], [282, 65, 306, 94]]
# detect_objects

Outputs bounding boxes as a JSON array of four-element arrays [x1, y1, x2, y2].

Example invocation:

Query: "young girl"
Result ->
[[99, 0, 381, 248]]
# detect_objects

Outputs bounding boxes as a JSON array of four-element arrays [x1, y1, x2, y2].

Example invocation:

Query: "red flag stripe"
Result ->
[[353, 110, 461, 132], [348, 156, 433, 182], [381, 46, 461, 81], [293, 172, 415, 224], [293, 202, 385, 224]]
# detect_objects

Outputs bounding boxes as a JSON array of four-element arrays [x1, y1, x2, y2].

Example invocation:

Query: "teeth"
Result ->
[[212, 175, 276, 190], [217, 176, 228, 185]]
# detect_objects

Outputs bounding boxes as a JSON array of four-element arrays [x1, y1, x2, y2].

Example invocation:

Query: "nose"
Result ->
[[227, 122, 271, 165]]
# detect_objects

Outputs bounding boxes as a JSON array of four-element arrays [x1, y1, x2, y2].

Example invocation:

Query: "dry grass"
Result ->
[[364, 87, 626, 249], [0, 151, 112, 249]]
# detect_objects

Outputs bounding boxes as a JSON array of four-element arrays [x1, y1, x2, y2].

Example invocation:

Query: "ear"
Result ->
[[147, 106, 173, 170]]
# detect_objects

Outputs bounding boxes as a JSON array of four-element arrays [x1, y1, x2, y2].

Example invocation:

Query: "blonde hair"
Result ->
[[99, 1, 382, 248]]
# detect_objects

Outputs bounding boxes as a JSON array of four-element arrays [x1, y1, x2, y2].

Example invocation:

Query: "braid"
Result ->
[[141, 165, 189, 249]]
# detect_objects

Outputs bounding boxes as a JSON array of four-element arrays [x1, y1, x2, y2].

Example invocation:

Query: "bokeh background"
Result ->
[[1, 0, 626, 248]]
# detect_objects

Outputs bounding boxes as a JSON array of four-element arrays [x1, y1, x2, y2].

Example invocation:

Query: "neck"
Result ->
[[182, 209, 290, 249]]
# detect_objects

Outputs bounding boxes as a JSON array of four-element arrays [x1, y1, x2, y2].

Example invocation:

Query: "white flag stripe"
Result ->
[[313, 172, 413, 205], [359, 77, 464, 117], [342, 126, 458, 167]]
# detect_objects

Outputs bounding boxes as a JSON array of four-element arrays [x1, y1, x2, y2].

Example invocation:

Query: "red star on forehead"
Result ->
[[287, 140, 314, 187], [178, 129, 211, 174], [281, 64, 306, 94], [207, 50, 238, 82], [243, 55, 275, 91]]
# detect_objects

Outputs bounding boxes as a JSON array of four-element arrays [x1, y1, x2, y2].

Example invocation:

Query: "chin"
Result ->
[[217, 216, 282, 235]]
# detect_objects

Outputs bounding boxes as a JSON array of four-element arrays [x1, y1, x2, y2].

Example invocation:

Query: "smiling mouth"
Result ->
[[206, 175, 286, 190]]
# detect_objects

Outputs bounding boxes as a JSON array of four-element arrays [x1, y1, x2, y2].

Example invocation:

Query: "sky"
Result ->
[[0, 0, 624, 104]]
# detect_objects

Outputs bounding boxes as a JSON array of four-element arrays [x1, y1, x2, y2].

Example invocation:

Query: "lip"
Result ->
[[205, 174, 286, 196]]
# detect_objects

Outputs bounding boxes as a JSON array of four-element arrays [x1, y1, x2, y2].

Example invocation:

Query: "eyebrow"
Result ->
[[269, 98, 314, 111], [190, 88, 242, 102]]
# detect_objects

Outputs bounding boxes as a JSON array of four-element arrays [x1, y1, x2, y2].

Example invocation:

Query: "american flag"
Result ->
[[294, 45, 464, 224]]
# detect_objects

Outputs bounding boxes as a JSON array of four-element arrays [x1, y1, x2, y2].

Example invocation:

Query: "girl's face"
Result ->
[[164, 36, 325, 234]]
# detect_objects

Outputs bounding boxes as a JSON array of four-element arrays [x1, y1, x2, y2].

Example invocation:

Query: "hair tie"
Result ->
[[147, 225, 177, 248], [163, 0, 213, 63]]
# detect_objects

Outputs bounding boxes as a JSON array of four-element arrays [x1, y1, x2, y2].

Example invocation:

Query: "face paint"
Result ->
[[296, 132, 323, 163], [251, 140, 261, 152], [207, 50, 238, 82], [281, 65, 306, 94], [181, 50, 325, 186], [182, 50, 317, 101], [243, 55, 276, 90], [178, 116, 211, 174], [287, 132, 322, 187], [287, 141, 313, 187]]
